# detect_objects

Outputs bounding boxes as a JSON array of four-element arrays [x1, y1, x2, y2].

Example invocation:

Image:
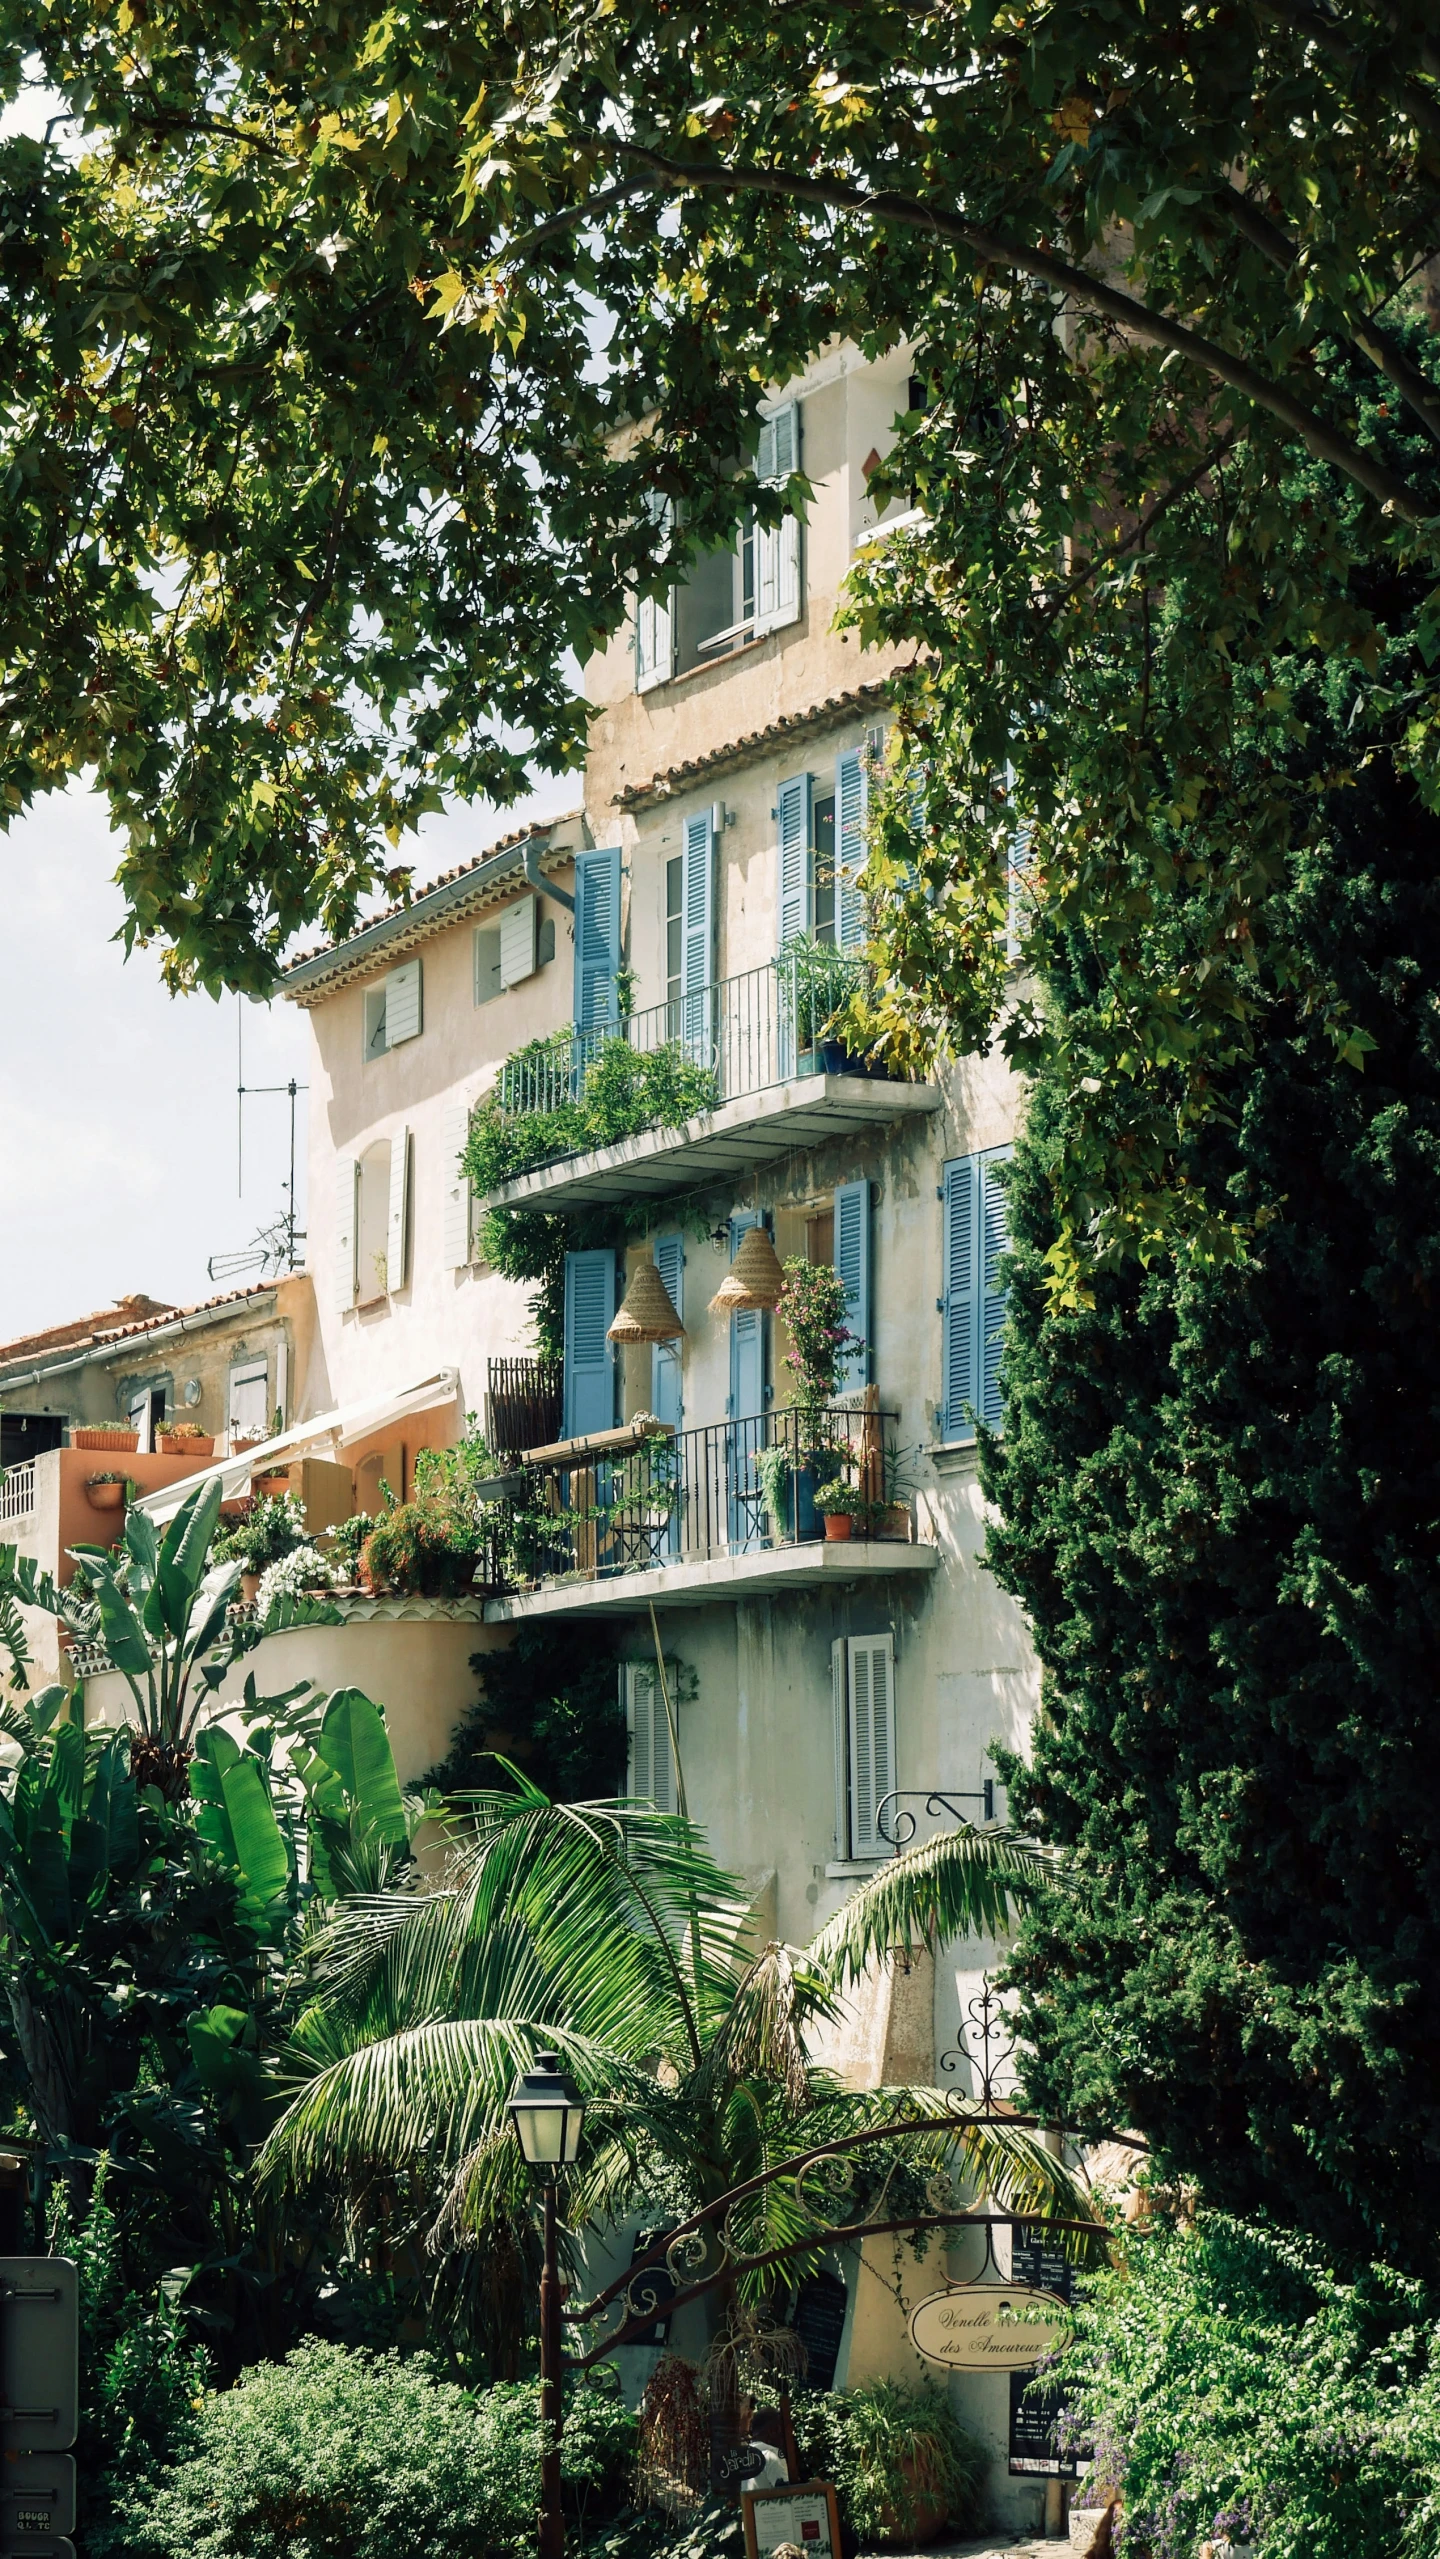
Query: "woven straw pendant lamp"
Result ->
[[708, 1222, 786, 1316], [607, 1254, 685, 1344]]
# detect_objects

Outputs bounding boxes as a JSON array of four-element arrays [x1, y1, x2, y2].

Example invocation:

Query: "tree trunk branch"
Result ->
[[604, 142, 1434, 525]]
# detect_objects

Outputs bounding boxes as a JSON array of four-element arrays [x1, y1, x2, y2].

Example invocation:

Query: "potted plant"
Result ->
[[157, 1420, 215, 1459], [776, 1260, 860, 1534], [778, 936, 865, 1071], [814, 1478, 866, 1541], [72, 1427, 139, 1454], [85, 1470, 130, 1513], [212, 1492, 309, 1608]]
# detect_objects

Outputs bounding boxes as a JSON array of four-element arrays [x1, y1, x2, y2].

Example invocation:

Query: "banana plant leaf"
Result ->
[[190, 1729, 292, 1925], [67, 1736, 140, 1901], [313, 1690, 407, 1847], [157, 1478, 224, 1638]]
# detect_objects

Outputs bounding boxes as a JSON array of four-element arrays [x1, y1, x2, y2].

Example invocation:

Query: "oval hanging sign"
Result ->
[[909, 2283, 1072, 2372]]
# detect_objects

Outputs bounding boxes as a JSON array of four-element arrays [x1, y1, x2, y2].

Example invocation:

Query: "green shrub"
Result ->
[[121, 2342, 637, 2559], [792, 2378, 987, 2543], [1056, 2211, 1440, 2558], [363, 1501, 479, 1597], [464, 1036, 721, 1194], [426, 1621, 625, 1799]]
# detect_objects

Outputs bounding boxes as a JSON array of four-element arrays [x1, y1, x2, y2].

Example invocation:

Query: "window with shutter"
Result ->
[[941, 1155, 975, 1438], [846, 1632, 896, 1860], [726, 1212, 767, 1550], [624, 1660, 678, 1814], [776, 773, 813, 950], [441, 1098, 473, 1271], [651, 1232, 685, 1434], [474, 925, 503, 1005], [836, 748, 869, 952], [563, 1248, 617, 1438], [573, 848, 622, 1034], [385, 959, 422, 1046], [832, 1638, 850, 1857], [833, 1180, 871, 1394], [228, 1360, 269, 1441], [940, 1148, 1012, 1439], [751, 402, 803, 635], [499, 895, 537, 988], [363, 985, 389, 1060], [979, 1151, 1010, 1431], [335, 1159, 358, 1312], [386, 1126, 411, 1293], [635, 497, 675, 691], [681, 810, 715, 1052]]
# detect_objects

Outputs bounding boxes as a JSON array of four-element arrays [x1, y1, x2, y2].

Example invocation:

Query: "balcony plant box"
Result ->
[[85, 1473, 128, 1513], [252, 1464, 292, 1494], [72, 1428, 139, 1454], [158, 1429, 215, 1459], [822, 1511, 854, 1541]]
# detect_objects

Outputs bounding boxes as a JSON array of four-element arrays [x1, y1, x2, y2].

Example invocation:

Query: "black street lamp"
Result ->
[[508, 2052, 587, 2559]]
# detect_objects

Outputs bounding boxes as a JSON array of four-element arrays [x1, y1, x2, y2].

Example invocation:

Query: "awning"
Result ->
[[136, 1367, 461, 1526]]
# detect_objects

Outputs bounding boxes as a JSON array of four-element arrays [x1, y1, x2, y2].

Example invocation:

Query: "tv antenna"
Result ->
[[207, 999, 308, 1282]]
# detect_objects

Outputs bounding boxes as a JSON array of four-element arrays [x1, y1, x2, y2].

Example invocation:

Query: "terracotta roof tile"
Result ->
[[283, 812, 583, 988], [616, 683, 891, 811], [0, 1284, 283, 1376]]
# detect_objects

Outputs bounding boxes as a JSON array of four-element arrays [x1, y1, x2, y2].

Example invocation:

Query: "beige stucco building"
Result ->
[[266, 341, 1052, 2527]]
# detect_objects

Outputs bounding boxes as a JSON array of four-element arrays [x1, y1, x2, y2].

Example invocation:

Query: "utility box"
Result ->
[[0, 2452, 76, 2540], [0, 2264, 77, 2457]]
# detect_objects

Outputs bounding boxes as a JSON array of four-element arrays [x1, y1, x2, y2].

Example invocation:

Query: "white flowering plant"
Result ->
[[255, 1545, 342, 1618]]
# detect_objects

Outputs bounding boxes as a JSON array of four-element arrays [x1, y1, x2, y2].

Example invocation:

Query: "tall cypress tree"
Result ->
[[988, 745, 1440, 2270]]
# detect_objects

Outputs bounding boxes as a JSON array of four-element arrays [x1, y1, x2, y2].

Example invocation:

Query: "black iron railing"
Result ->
[[490, 1402, 903, 1589]]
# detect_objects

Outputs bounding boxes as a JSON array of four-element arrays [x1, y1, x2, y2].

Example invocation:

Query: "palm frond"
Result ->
[[259, 2015, 641, 2194], [808, 1826, 1052, 1992], [693, 1943, 831, 2112]]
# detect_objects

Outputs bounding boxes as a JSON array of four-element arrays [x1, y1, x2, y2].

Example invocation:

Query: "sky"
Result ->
[[0, 68, 585, 1348], [0, 777, 572, 1347]]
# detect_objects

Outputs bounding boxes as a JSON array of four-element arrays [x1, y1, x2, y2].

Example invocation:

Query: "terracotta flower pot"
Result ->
[[241, 1571, 262, 1607], [822, 1512, 853, 1541], [253, 1468, 290, 1495], [158, 1432, 214, 1459], [85, 1480, 127, 1512], [72, 1428, 139, 1453]]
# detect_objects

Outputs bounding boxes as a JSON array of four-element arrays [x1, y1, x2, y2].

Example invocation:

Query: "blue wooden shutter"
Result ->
[[836, 748, 868, 952], [651, 1231, 684, 1432], [776, 773, 812, 949], [727, 1210, 766, 1423], [573, 848, 621, 1034], [979, 1148, 1011, 1431], [941, 1156, 977, 1439], [681, 810, 714, 1048], [563, 1248, 616, 1438], [834, 1179, 871, 1393]]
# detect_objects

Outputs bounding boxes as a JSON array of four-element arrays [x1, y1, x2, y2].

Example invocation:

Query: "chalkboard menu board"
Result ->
[[1010, 2225, 1075, 2303], [1007, 2226, 1077, 2478], [791, 2273, 848, 2392], [1008, 2373, 1076, 2478]]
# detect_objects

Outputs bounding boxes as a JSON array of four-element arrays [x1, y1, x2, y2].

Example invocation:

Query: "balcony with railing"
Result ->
[[481, 1402, 937, 1620], [0, 1461, 36, 1526], [477, 954, 941, 1213]]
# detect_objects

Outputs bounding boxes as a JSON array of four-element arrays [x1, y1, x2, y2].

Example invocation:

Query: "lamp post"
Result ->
[[508, 2052, 587, 2559]]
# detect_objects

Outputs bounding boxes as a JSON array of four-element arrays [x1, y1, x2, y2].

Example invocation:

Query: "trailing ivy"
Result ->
[[987, 726, 1440, 2272]]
